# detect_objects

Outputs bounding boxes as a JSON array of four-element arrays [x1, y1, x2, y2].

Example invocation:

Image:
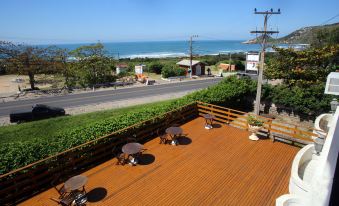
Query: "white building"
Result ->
[[135, 64, 146, 75], [116, 63, 128, 75]]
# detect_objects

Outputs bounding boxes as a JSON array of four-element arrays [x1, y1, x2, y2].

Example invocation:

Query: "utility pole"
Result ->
[[251, 8, 280, 115], [189, 35, 198, 78], [229, 52, 232, 70]]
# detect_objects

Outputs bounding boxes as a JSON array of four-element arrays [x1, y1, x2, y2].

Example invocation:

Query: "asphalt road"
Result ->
[[0, 78, 222, 117]]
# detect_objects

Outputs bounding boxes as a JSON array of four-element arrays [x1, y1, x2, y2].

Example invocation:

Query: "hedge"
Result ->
[[0, 76, 255, 174]]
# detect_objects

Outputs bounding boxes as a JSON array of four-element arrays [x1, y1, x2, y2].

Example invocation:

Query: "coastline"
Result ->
[[39, 40, 262, 59]]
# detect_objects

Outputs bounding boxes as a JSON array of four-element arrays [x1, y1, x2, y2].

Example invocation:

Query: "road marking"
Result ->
[[0, 80, 219, 111]]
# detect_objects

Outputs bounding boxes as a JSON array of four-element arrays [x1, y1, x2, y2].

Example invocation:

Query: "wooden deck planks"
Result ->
[[19, 117, 299, 206]]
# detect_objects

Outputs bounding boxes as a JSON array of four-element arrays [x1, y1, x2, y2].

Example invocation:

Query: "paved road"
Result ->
[[0, 78, 222, 117]]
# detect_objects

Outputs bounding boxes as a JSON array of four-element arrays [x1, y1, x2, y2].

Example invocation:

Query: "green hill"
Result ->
[[243, 22, 339, 45]]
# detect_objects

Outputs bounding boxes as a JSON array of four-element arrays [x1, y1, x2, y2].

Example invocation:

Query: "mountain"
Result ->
[[243, 22, 339, 44]]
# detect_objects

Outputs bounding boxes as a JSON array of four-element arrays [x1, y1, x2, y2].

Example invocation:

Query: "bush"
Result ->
[[185, 76, 256, 107], [247, 115, 264, 126], [148, 62, 163, 74], [161, 65, 186, 78]]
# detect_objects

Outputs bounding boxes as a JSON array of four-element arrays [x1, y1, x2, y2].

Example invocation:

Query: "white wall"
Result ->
[[311, 107, 339, 205]]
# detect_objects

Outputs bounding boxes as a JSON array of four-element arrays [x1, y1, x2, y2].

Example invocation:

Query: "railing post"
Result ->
[[267, 119, 273, 142], [226, 109, 230, 124], [246, 114, 249, 131], [292, 125, 298, 145]]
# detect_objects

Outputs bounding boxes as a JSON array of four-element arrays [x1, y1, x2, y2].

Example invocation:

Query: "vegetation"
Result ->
[[0, 76, 255, 174], [69, 42, 106, 58], [312, 25, 339, 47], [262, 34, 339, 115], [72, 56, 116, 87], [185, 76, 256, 107], [161, 64, 186, 78], [265, 45, 339, 87], [262, 83, 333, 115], [148, 62, 163, 74], [0, 41, 59, 90], [247, 115, 264, 127]]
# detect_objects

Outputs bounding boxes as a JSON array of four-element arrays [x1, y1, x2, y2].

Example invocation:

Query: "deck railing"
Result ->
[[0, 101, 322, 205], [196, 101, 321, 143]]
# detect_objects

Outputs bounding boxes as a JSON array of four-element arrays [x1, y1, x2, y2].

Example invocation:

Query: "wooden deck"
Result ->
[[20, 117, 299, 206]]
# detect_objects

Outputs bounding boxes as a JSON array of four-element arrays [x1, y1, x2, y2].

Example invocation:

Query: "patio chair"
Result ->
[[157, 129, 169, 144], [116, 152, 128, 165], [51, 175, 69, 199], [50, 196, 74, 206]]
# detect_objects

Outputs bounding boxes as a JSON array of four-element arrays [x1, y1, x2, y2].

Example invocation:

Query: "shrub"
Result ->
[[161, 64, 185, 78], [247, 115, 264, 126], [184, 75, 256, 107], [148, 62, 163, 74]]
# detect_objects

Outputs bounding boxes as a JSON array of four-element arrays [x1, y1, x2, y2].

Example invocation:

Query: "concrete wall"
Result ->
[[259, 101, 315, 128]]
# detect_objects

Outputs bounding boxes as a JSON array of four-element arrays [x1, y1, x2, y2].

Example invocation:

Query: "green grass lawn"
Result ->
[[0, 100, 174, 144]]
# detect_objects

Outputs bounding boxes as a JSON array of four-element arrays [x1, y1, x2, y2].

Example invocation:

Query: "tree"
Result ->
[[70, 42, 105, 58], [73, 56, 116, 87], [0, 41, 58, 90], [70, 43, 116, 87], [48, 47, 77, 88], [265, 45, 339, 87]]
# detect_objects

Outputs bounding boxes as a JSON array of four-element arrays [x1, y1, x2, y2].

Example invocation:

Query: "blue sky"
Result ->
[[0, 0, 338, 44]]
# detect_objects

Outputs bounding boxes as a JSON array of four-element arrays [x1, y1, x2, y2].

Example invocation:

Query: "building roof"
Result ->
[[176, 59, 202, 66], [116, 63, 128, 68]]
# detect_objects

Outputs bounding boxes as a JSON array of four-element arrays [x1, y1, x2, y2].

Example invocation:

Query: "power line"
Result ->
[[320, 13, 339, 26]]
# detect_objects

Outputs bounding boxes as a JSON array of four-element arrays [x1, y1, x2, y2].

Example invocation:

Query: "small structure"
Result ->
[[116, 63, 128, 75], [245, 52, 260, 74], [176, 60, 205, 76], [325, 72, 339, 95], [218, 63, 236, 72], [135, 64, 146, 75]]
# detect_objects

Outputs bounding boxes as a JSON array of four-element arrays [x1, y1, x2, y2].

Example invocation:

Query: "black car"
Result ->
[[10, 104, 66, 123]]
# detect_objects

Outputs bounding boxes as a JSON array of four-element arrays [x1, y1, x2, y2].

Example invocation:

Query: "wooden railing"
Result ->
[[196, 101, 321, 143], [0, 101, 322, 205], [0, 102, 198, 205]]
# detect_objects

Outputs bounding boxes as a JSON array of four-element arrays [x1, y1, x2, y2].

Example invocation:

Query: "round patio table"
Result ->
[[203, 114, 215, 129], [122, 142, 144, 155], [165, 127, 183, 136], [64, 175, 88, 192], [165, 127, 183, 145], [122, 142, 143, 165]]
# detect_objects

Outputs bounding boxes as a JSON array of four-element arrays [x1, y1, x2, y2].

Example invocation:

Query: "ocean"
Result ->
[[54, 40, 262, 59]]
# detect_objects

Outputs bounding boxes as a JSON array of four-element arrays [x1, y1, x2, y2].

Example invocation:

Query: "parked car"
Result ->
[[10, 104, 66, 123]]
